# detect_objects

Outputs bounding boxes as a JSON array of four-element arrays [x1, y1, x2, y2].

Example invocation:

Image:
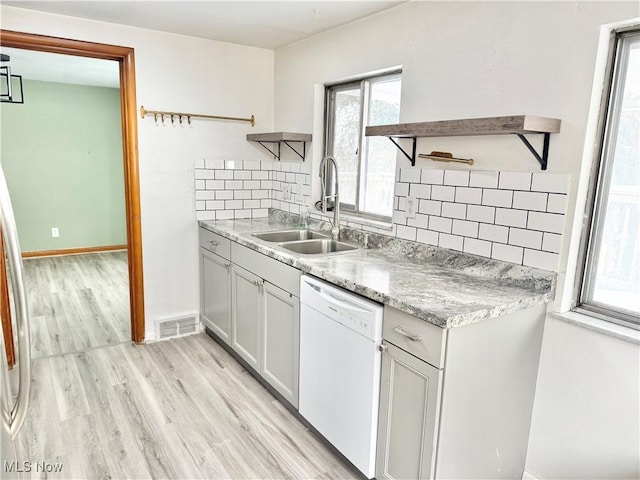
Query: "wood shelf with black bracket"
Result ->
[[246, 132, 312, 161], [365, 115, 561, 170]]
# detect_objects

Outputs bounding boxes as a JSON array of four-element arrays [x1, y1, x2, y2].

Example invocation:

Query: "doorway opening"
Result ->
[[0, 30, 145, 366]]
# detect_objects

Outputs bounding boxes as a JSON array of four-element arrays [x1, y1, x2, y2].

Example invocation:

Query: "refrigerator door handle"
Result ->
[[0, 166, 31, 439]]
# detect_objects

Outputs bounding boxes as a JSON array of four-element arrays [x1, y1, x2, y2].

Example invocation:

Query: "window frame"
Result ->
[[324, 69, 402, 222], [574, 26, 640, 330]]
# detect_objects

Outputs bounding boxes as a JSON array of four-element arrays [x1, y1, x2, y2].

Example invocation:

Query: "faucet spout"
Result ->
[[319, 155, 340, 240]]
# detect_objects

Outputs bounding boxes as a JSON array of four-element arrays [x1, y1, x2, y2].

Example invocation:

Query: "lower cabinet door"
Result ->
[[261, 281, 300, 407], [231, 265, 262, 370], [200, 248, 232, 344], [376, 341, 443, 480]]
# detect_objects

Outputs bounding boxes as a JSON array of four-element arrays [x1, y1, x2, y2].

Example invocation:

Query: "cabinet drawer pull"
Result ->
[[394, 326, 422, 342], [209, 240, 219, 248], [253, 279, 263, 287]]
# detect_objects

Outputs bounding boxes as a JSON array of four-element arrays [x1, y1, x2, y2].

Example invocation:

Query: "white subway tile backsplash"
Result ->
[[417, 228, 439, 246], [214, 170, 234, 180], [429, 216, 452, 233], [244, 199, 261, 209], [234, 209, 252, 219], [225, 160, 243, 170], [466, 205, 495, 224], [492, 243, 524, 264], [547, 194, 567, 214], [531, 173, 569, 193], [527, 211, 565, 233], [205, 179, 225, 190], [479, 223, 509, 244], [509, 227, 542, 249], [244, 180, 261, 190], [410, 183, 431, 199], [395, 183, 409, 197], [252, 170, 269, 180], [542, 232, 562, 253], [205, 200, 224, 210], [400, 168, 422, 183], [234, 190, 252, 200], [225, 180, 243, 190], [260, 180, 273, 190], [195, 169, 215, 180], [407, 214, 429, 229], [419, 199, 442, 216], [431, 185, 456, 202], [195, 201, 205, 211], [469, 171, 499, 188], [498, 172, 531, 191], [234, 170, 252, 180], [439, 233, 464, 251], [421, 169, 444, 185], [482, 189, 513, 208], [512, 191, 547, 212], [261, 199, 272, 208], [252, 190, 269, 199], [195, 190, 214, 200], [215, 190, 234, 200], [205, 159, 224, 169], [443, 170, 470, 187], [195, 180, 205, 190], [215, 210, 234, 220], [396, 225, 417, 241], [463, 238, 492, 258], [523, 249, 559, 270], [225, 200, 243, 209], [441, 202, 467, 219], [452, 219, 479, 238], [194, 158, 205, 169], [393, 210, 407, 225], [243, 161, 261, 170], [455, 187, 482, 205], [495, 208, 528, 228], [252, 209, 269, 218]]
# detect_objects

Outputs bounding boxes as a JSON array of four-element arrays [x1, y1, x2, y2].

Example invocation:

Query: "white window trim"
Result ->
[[555, 17, 640, 340]]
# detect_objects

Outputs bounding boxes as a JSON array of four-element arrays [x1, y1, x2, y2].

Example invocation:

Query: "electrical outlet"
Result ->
[[406, 196, 417, 219], [51, 227, 59, 238], [283, 184, 291, 200]]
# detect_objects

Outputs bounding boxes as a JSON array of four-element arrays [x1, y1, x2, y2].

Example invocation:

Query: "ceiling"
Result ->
[[3, 1, 406, 50]]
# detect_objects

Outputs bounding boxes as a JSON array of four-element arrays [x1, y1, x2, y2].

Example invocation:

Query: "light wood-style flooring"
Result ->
[[13, 334, 360, 479], [23, 252, 130, 359]]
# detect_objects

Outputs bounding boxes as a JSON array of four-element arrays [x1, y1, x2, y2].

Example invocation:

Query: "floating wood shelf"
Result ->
[[247, 132, 312, 161], [365, 115, 561, 170]]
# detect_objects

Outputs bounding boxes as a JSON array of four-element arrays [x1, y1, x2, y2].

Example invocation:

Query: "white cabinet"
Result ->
[[261, 281, 300, 407], [199, 228, 301, 407], [199, 230, 232, 345], [376, 342, 442, 480], [231, 265, 262, 370], [376, 304, 546, 479]]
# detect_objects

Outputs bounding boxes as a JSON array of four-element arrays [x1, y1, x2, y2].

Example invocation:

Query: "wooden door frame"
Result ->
[[0, 29, 145, 346]]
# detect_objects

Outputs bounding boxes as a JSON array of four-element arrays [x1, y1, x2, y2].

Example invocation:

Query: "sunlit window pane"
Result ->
[[331, 87, 360, 207], [361, 77, 401, 216], [582, 32, 640, 324]]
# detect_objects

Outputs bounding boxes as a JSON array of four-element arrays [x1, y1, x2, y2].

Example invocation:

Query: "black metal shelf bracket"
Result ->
[[516, 133, 550, 170], [282, 140, 307, 161], [254, 140, 307, 161], [387, 137, 417, 166]]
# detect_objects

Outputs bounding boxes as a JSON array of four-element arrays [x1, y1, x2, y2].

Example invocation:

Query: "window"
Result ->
[[577, 29, 640, 329], [325, 71, 401, 220]]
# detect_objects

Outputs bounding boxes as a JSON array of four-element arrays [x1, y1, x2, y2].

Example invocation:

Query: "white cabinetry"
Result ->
[[199, 227, 301, 407], [377, 304, 546, 479], [199, 229, 232, 345]]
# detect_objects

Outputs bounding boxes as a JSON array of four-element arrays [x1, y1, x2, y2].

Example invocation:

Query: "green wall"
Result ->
[[0, 79, 126, 252]]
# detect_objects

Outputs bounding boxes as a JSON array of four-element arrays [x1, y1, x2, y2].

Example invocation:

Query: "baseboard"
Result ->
[[22, 244, 127, 258], [522, 471, 538, 480]]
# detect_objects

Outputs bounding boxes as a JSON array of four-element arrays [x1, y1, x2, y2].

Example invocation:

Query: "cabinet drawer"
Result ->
[[199, 228, 231, 260], [383, 306, 447, 369], [231, 242, 300, 297]]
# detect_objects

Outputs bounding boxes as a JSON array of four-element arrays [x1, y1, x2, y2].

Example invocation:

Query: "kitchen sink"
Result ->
[[252, 229, 329, 243], [280, 238, 359, 255]]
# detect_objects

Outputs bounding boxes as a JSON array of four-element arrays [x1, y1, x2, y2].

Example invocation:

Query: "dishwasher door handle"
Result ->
[[319, 289, 370, 314]]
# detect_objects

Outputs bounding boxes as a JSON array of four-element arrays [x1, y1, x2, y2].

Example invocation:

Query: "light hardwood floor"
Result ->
[[23, 252, 130, 359], [13, 334, 360, 479]]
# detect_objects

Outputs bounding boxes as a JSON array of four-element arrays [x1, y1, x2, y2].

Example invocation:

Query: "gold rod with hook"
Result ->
[[418, 151, 474, 165], [140, 106, 255, 126]]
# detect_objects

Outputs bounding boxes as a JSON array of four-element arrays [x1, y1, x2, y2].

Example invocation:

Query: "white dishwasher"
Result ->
[[299, 275, 384, 479]]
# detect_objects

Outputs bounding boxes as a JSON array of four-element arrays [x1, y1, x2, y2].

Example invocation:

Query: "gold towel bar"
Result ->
[[418, 151, 474, 165], [140, 106, 255, 127]]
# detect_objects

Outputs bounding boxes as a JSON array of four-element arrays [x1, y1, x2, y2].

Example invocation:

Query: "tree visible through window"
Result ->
[[578, 30, 639, 329], [325, 72, 401, 219]]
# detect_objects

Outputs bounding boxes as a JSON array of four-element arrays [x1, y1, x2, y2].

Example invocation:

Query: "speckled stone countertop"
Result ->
[[199, 216, 555, 329]]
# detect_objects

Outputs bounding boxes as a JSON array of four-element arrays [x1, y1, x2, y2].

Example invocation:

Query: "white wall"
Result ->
[[0, 6, 274, 340], [274, 2, 640, 477]]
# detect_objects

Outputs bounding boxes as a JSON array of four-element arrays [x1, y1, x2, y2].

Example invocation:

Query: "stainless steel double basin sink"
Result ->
[[251, 229, 359, 255]]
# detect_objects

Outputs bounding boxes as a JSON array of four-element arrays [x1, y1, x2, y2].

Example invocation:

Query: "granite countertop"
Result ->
[[199, 217, 555, 329]]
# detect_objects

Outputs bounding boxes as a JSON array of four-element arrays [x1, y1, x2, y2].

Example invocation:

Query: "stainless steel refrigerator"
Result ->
[[0, 164, 31, 480]]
